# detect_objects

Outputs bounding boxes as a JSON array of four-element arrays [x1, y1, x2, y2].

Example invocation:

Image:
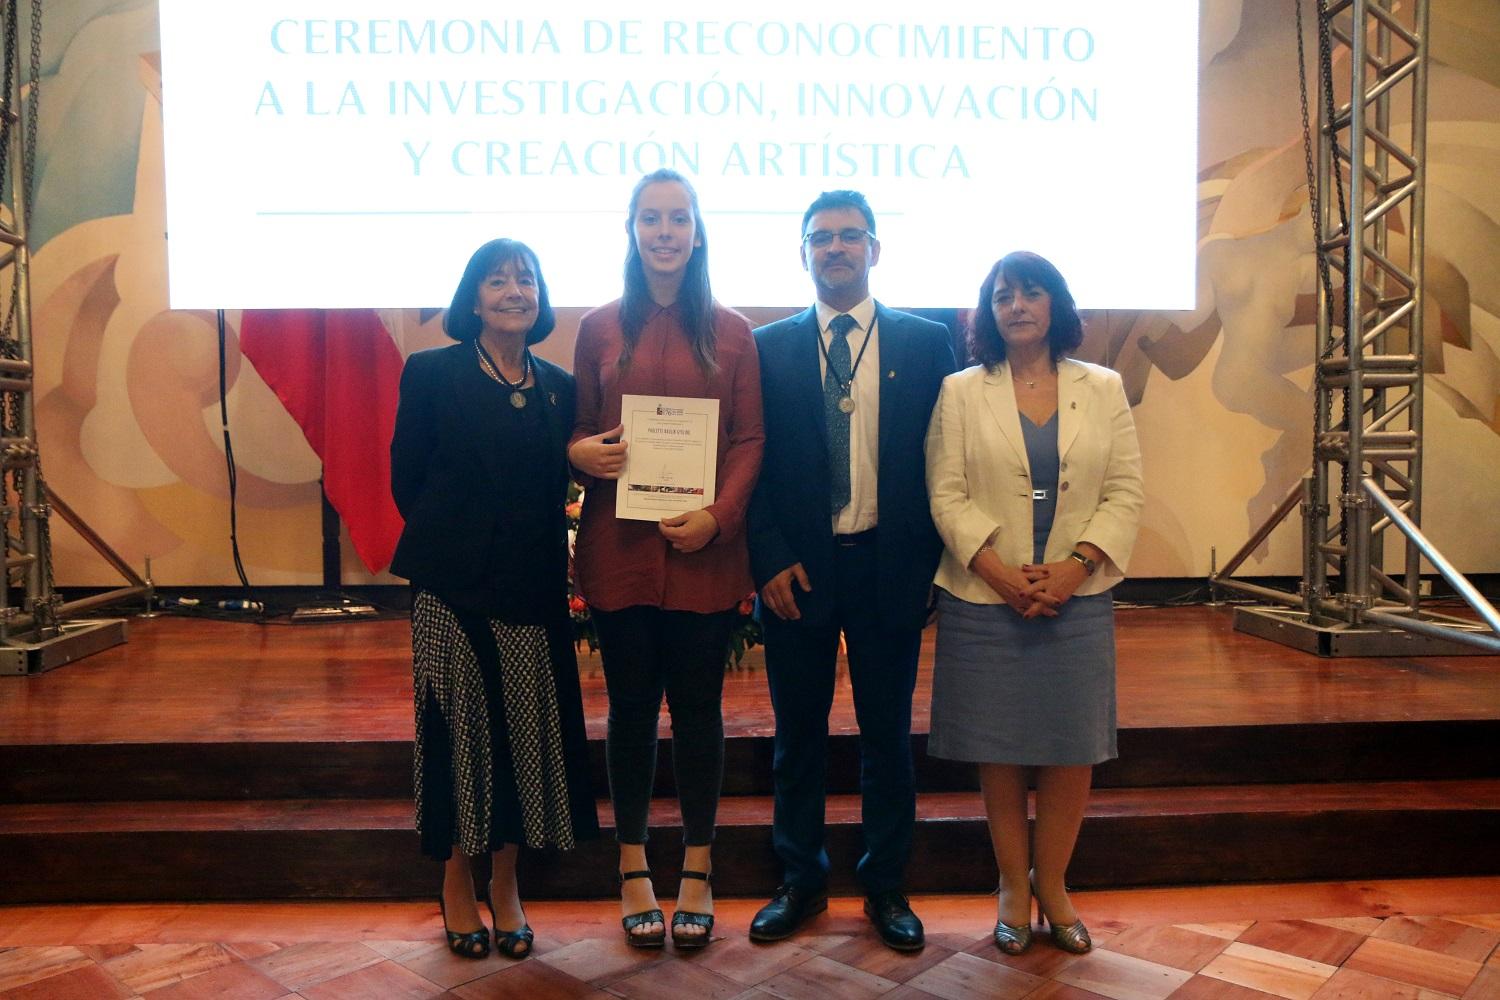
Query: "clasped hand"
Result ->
[[1017, 560, 1090, 618], [986, 559, 1088, 619]]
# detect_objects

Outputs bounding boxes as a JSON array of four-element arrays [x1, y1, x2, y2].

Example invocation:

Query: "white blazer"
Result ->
[[924, 358, 1144, 601]]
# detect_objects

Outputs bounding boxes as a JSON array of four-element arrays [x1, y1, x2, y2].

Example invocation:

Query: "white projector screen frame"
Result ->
[[159, 1, 1198, 311]]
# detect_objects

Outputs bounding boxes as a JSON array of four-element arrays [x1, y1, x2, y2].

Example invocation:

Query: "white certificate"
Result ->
[[615, 394, 719, 522]]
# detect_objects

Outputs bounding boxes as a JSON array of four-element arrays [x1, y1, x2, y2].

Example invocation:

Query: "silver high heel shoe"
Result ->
[[1030, 869, 1091, 954], [1041, 913, 1092, 954], [991, 881, 1033, 956], [993, 917, 1034, 955]]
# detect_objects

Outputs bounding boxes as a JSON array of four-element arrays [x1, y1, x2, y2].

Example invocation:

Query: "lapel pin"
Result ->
[[1070, 401, 1077, 409], [887, 370, 896, 379], [549, 392, 558, 405]]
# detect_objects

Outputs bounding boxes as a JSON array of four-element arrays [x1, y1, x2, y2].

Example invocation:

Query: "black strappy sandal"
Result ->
[[671, 870, 715, 950], [620, 870, 666, 949], [487, 888, 534, 960], [438, 896, 491, 959]]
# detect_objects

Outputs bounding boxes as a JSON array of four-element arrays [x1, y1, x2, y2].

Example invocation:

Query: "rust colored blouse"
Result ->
[[570, 299, 765, 614]]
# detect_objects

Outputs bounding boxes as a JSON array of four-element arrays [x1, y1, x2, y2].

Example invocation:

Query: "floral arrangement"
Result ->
[[566, 482, 763, 667]]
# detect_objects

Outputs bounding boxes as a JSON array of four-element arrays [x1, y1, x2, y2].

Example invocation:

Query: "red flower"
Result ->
[[569, 595, 588, 614], [565, 501, 582, 520], [737, 596, 755, 616]]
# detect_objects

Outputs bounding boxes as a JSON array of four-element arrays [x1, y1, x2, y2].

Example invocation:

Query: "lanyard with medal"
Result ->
[[817, 319, 874, 414]]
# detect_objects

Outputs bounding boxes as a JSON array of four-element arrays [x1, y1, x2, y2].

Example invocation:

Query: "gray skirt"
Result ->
[[929, 589, 1118, 766]]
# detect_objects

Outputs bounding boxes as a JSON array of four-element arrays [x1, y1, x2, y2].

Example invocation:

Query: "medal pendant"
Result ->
[[510, 391, 527, 409], [838, 395, 856, 414]]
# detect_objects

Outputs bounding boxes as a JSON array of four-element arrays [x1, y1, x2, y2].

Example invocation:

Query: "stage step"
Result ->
[[4, 780, 1499, 903], [8, 719, 1500, 803]]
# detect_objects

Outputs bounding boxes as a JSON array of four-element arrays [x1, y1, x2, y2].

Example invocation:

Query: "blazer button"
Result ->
[[1060, 462, 1068, 471], [1060, 481, 1070, 491]]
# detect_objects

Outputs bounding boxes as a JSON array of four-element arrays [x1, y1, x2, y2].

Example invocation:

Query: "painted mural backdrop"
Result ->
[[28, 1, 1500, 586]]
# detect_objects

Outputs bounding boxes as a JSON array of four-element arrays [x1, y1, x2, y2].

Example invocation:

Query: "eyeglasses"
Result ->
[[803, 227, 873, 249]]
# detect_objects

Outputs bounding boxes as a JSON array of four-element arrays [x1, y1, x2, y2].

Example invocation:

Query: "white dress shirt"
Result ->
[[815, 297, 879, 534]]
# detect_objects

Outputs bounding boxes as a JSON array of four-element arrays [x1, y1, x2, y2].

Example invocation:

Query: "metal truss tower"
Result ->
[[1211, 0, 1499, 655], [0, 1, 145, 674]]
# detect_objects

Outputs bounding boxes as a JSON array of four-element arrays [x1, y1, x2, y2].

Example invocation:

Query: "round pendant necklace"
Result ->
[[475, 340, 531, 409]]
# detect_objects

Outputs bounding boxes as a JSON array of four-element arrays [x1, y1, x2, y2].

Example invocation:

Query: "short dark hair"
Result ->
[[800, 190, 877, 238], [968, 251, 1084, 369], [444, 238, 556, 345]]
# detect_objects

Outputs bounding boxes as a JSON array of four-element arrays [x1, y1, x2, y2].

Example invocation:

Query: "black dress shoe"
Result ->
[[749, 884, 828, 942], [864, 890, 924, 951]]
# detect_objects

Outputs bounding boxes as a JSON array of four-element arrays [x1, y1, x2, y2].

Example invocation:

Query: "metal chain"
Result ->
[[0, 0, 17, 348], [0, 0, 14, 200], [0, 0, 16, 605], [1295, 0, 1335, 566], [0, 0, 53, 622], [23, 0, 35, 210], [1, 0, 33, 351], [1295, 0, 1335, 360], [1318, 0, 1352, 362], [1298, 0, 1361, 556], [22, 0, 53, 605]]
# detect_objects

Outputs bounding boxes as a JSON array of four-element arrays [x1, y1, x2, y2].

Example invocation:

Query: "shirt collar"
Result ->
[[815, 297, 876, 336]]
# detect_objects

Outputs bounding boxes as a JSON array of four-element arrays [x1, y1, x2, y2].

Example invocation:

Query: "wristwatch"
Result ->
[[1067, 550, 1097, 576]]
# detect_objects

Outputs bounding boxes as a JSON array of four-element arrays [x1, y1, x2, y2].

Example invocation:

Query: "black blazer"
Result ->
[[389, 343, 576, 609], [748, 303, 957, 631]]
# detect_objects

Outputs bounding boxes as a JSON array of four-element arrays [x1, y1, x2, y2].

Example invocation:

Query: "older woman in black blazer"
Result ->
[[390, 238, 597, 960]]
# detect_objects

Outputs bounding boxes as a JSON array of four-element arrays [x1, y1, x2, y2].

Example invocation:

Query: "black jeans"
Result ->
[[591, 605, 736, 847]]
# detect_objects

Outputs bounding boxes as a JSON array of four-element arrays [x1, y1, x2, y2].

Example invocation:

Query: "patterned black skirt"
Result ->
[[411, 589, 597, 859]]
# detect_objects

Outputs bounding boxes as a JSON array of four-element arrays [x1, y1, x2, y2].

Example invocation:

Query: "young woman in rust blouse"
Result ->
[[569, 169, 764, 950]]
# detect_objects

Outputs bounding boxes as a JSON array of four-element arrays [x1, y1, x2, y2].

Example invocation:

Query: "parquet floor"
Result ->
[[2, 880, 1498, 999]]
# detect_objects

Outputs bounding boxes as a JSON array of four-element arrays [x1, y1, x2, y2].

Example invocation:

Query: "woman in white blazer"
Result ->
[[924, 252, 1143, 955]]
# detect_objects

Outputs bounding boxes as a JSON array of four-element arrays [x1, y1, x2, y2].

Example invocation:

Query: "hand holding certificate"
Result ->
[[615, 394, 719, 523]]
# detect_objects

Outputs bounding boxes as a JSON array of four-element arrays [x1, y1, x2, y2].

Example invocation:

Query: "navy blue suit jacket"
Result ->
[[748, 303, 957, 632]]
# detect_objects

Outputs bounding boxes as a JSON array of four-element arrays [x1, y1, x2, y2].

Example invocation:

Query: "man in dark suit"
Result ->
[[747, 191, 956, 951]]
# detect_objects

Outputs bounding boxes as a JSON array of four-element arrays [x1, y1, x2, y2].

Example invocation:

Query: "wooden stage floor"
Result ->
[[2, 605, 1497, 747], [3, 604, 1498, 904]]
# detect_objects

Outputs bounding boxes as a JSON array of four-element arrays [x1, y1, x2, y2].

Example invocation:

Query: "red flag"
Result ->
[[239, 309, 405, 574]]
